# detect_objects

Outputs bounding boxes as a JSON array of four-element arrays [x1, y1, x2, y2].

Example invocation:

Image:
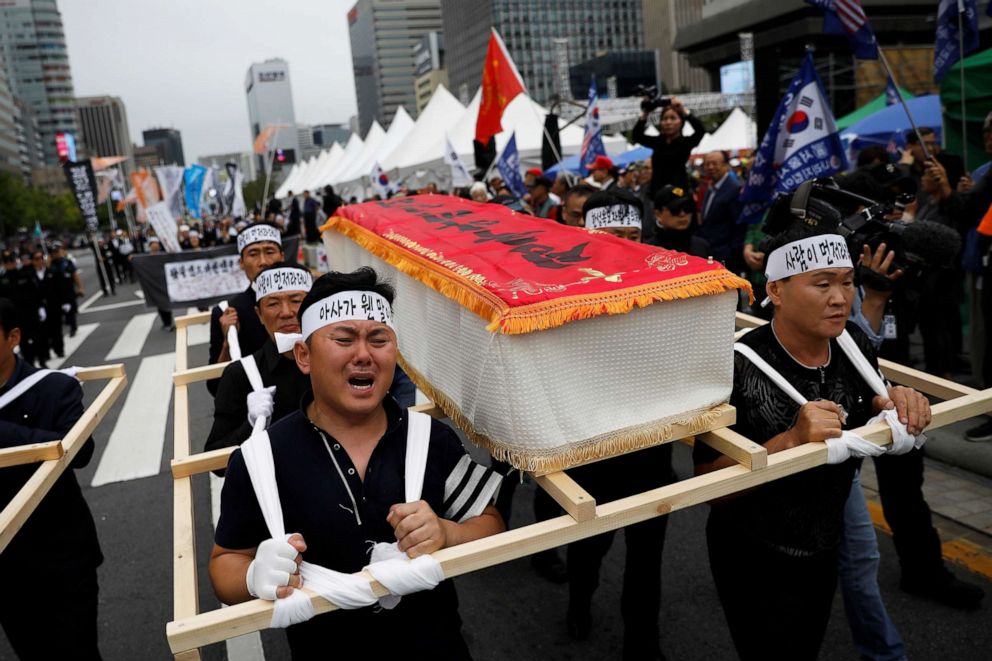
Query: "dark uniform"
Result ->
[[0, 264, 44, 366], [22, 265, 63, 359], [50, 254, 79, 336], [205, 339, 310, 453], [207, 285, 269, 396], [216, 395, 501, 660], [0, 358, 103, 660], [693, 322, 876, 660]]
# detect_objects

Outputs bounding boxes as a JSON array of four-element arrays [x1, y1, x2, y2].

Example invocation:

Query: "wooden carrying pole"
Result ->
[[0, 364, 127, 553], [167, 312, 992, 655]]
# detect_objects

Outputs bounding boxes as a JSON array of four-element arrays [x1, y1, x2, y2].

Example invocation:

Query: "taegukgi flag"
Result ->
[[579, 76, 606, 173], [370, 161, 396, 198], [739, 52, 848, 225]]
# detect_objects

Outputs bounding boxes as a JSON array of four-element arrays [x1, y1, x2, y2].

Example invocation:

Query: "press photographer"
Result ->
[[631, 88, 706, 195]]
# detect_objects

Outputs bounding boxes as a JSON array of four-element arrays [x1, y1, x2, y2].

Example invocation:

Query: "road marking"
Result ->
[[49, 323, 99, 369], [186, 307, 210, 346], [78, 291, 103, 312], [82, 298, 147, 314], [91, 353, 175, 487], [105, 312, 157, 360], [210, 473, 267, 660], [867, 499, 992, 581]]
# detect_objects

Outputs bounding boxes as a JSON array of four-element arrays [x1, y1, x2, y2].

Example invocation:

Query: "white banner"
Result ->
[[154, 165, 184, 220], [146, 202, 182, 253], [165, 254, 249, 303]]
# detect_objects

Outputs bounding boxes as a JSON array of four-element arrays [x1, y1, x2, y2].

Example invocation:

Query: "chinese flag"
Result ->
[[475, 29, 525, 146]]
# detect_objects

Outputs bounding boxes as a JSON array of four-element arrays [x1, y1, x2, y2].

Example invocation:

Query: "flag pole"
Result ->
[[875, 45, 932, 161], [957, 0, 969, 166]]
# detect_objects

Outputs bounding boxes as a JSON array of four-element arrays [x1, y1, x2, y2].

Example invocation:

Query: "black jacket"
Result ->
[[207, 285, 269, 396], [632, 113, 706, 194]]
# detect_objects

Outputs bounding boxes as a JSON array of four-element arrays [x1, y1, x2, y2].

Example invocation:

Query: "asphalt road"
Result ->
[[1, 250, 989, 660]]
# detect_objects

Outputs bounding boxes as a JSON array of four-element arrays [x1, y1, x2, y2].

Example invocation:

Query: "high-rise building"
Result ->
[[0, 55, 22, 176], [414, 32, 447, 114], [14, 97, 45, 179], [141, 127, 185, 166], [441, 0, 644, 106], [644, 0, 712, 93], [76, 95, 134, 176], [245, 58, 300, 174], [0, 0, 79, 166], [348, 0, 443, 135], [132, 144, 159, 170]]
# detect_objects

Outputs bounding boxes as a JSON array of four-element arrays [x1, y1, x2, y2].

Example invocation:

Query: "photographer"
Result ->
[[632, 94, 706, 196]]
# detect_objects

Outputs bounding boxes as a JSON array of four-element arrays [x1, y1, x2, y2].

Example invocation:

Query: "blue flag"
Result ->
[[934, 0, 979, 82], [885, 77, 899, 106], [579, 76, 606, 173], [806, 0, 878, 60], [183, 164, 208, 219], [496, 132, 527, 198], [739, 52, 848, 226]]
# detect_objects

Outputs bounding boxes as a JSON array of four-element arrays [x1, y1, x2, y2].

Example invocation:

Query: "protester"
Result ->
[[207, 222, 284, 395], [0, 297, 104, 658], [581, 189, 642, 242], [209, 267, 505, 658], [649, 185, 710, 257], [286, 191, 301, 237], [695, 219, 932, 660], [302, 190, 320, 243], [560, 183, 597, 227], [205, 262, 312, 456], [528, 176, 554, 218], [632, 97, 706, 195], [585, 155, 615, 190], [322, 185, 342, 220], [698, 150, 743, 269]]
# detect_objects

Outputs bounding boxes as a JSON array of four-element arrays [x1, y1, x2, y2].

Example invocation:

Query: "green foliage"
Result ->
[[0, 172, 84, 238], [242, 176, 267, 214]]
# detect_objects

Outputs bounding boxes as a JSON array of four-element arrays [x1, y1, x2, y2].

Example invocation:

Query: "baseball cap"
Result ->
[[653, 185, 695, 213]]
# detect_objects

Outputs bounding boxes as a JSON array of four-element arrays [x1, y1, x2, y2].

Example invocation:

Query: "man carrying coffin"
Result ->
[[694, 222, 932, 660], [207, 222, 284, 395], [209, 268, 505, 659], [0, 297, 104, 659], [205, 262, 313, 454]]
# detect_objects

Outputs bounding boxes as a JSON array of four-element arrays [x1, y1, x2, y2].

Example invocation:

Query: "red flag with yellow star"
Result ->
[[475, 29, 525, 146]]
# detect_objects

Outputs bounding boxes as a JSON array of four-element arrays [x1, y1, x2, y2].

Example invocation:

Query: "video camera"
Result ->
[[760, 178, 961, 290], [636, 85, 671, 114]]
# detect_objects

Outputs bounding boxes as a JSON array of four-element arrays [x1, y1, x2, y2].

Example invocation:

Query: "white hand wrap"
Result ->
[[247, 387, 276, 427], [246, 535, 300, 600], [61, 303, 71, 313], [38, 307, 46, 322], [823, 410, 926, 464]]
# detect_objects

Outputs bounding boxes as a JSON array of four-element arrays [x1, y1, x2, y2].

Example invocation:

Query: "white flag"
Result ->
[[154, 165, 184, 221], [443, 134, 473, 187]]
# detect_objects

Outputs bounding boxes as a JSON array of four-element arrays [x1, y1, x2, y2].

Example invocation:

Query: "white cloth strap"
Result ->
[[733, 335, 924, 463], [274, 332, 302, 354], [240, 409, 443, 628], [217, 301, 242, 360], [241, 354, 265, 393], [0, 368, 78, 412]]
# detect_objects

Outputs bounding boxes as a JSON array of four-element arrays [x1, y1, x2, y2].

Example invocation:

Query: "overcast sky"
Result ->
[[60, 0, 359, 162]]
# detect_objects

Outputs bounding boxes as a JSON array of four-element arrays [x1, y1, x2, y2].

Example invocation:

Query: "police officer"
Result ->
[[49, 242, 83, 337], [0, 297, 104, 659]]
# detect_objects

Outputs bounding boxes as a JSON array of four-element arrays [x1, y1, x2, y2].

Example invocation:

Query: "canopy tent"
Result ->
[[297, 143, 345, 194], [840, 95, 942, 150], [335, 107, 416, 196], [544, 146, 652, 177], [314, 133, 364, 190], [835, 88, 915, 130], [694, 107, 757, 154], [380, 85, 466, 172], [942, 47, 992, 172], [329, 121, 384, 186], [275, 154, 318, 199]]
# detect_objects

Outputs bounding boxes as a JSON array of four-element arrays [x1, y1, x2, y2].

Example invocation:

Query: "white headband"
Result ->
[[237, 224, 282, 254], [253, 267, 313, 301], [585, 204, 641, 230], [301, 290, 395, 341], [764, 234, 853, 282]]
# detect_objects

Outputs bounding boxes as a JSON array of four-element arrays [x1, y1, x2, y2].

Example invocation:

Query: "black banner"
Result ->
[[131, 235, 301, 310], [63, 160, 100, 232]]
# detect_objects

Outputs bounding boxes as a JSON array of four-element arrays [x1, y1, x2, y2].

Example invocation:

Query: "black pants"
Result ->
[[44, 306, 64, 356], [873, 449, 944, 581], [919, 269, 962, 376], [706, 514, 837, 661], [0, 561, 102, 660], [566, 444, 674, 659]]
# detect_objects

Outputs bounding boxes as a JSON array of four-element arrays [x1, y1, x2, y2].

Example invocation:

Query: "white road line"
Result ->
[[186, 307, 210, 346], [82, 299, 147, 314], [77, 291, 103, 312], [91, 353, 175, 487], [210, 474, 266, 660], [104, 312, 157, 360], [48, 323, 99, 369]]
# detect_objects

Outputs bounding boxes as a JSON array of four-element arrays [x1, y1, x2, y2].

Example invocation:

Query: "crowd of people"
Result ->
[[3, 97, 992, 661]]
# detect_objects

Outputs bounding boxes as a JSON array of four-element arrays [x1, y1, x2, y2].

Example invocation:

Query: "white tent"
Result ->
[[331, 120, 384, 185], [274, 162, 302, 199], [336, 107, 417, 198], [314, 133, 364, 189], [380, 85, 466, 172], [295, 148, 334, 193], [695, 107, 756, 153]]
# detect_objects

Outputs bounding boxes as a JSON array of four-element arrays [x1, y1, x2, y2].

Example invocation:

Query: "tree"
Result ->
[[0, 172, 83, 239]]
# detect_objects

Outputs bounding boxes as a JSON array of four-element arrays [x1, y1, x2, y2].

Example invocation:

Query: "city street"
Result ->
[[1, 250, 990, 660]]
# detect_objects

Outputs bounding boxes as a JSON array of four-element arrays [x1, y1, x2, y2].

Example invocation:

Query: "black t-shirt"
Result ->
[[215, 395, 500, 658], [694, 322, 878, 555]]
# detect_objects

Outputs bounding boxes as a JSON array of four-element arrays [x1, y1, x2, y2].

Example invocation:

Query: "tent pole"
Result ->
[[876, 46, 931, 161], [957, 1, 969, 166]]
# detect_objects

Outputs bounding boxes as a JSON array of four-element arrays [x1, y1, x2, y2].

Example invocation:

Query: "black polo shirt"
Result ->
[[205, 339, 310, 454], [216, 395, 498, 658]]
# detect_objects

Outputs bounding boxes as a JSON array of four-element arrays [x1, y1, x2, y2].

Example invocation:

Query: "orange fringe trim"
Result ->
[[323, 215, 753, 335]]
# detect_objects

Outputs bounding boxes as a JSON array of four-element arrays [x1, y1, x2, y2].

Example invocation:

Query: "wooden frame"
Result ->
[[0, 364, 127, 553], [167, 311, 992, 655]]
